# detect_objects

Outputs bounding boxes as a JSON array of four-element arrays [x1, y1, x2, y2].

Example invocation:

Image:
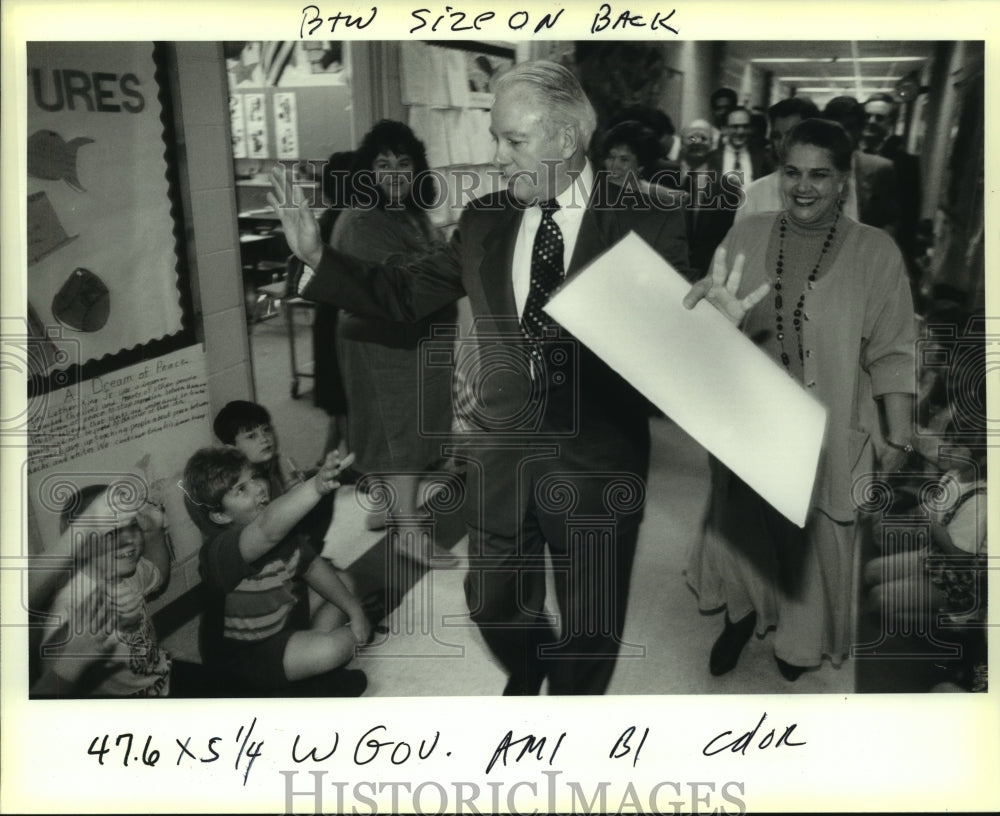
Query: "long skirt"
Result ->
[[336, 317, 454, 474], [686, 460, 856, 667]]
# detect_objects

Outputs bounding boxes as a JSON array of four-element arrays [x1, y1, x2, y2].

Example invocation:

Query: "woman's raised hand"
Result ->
[[266, 164, 323, 269], [682, 246, 770, 325]]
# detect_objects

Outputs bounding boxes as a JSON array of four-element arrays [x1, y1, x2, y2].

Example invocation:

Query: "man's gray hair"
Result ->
[[494, 60, 597, 147]]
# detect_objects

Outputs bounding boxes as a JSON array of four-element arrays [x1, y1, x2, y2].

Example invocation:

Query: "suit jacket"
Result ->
[[681, 151, 742, 277], [877, 138, 922, 270], [302, 176, 690, 535], [854, 150, 900, 232], [717, 144, 774, 183]]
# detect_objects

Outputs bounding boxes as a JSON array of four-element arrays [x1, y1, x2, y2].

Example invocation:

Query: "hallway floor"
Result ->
[[164, 308, 855, 695]]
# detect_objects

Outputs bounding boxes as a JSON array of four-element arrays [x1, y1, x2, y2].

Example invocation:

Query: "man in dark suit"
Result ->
[[679, 119, 741, 277], [269, 61, 690, 695], [823, 96, 901, 237], [709, 86, 738, 148], [720, 106, 773, 184], [862, 92, 922, 279]]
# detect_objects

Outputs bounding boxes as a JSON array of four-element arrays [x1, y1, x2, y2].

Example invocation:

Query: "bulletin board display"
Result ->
[[26, 42, 195, 391], [229, 84, 353, 163], [26, 344, 213, 574], [226, 41, 352, 164]]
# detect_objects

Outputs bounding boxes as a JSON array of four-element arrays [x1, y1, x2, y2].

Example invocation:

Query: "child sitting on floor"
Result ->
[[213, 400, 335, 556], [32, 484, 172, 697], [181, 446, 369, 695], [213, 400, 305, 495]]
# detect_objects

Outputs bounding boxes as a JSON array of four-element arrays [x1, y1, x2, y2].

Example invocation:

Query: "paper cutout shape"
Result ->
[[230, 60, 257, 84], [52, 267, 110, 332], [28, 129, 94, 192], [26, 302, 61, 373], [244, 93, 269, 158], [229, 95, 247, 159], [274, 92, 299, 159], [26, 190, 78, 266], [544, 231, 827, 527]]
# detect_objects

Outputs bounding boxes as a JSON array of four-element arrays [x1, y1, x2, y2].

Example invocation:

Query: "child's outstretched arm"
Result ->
[[303, 558, 372, 645], [239, 452, 354, 563]]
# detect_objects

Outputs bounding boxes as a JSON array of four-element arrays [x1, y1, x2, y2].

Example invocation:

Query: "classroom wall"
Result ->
[[169, 42, 254, 422]]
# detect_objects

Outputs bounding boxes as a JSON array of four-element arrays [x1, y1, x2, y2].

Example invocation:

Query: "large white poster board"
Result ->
[[545, 231, 827, 527]]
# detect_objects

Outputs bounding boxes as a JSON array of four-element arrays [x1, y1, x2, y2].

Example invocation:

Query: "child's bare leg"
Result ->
[[308, 565, 361, 632], [311, 599, 348, 632], [283, 628, 357, 682], [335, 568, 356, 595]]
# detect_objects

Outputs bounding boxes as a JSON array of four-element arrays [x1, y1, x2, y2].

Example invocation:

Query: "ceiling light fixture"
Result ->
[[793, 86, 895, 94], [751, 56, 927, 64], [777, 76, 903, 81]]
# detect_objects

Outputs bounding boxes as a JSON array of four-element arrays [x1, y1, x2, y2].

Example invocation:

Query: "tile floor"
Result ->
[[163, 306, 857, 695]]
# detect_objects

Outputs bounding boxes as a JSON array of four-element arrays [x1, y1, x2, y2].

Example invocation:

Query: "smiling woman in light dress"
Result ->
[[684, 118, 917, 681]]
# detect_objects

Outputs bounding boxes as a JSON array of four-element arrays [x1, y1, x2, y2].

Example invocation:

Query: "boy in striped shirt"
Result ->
[[182, 446, 369, 694]]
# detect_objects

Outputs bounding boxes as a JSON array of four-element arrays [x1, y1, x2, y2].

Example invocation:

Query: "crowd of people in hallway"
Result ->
[[593, 85, 927, 297], [30, 59, 986, 700]]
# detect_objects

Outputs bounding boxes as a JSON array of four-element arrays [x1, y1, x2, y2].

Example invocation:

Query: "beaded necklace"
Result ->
[[773, 207, 841, 370]]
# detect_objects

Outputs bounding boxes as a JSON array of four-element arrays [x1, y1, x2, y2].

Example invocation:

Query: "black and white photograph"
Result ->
[[1, 1, 996, 813]]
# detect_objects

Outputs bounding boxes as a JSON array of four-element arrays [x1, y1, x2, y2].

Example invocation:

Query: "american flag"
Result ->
[[260, 41, 296, 87]]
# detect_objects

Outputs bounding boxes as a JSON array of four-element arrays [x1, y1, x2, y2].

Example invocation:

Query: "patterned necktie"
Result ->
[[521, 199, 564, 346]]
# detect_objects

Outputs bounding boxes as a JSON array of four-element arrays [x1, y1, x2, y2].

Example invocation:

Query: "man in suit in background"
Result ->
[[862, 92, 923, 280], [823, 96, 901, 237], [720, 106, 774, 184], [709, 86, 738, 149], [680, 118, 742, 277], [269, 61, 692, 695]]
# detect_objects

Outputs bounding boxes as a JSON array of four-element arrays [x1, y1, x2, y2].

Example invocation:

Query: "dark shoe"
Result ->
[[709, 611, 757, 676], [328, 668, 368, 697], [775, 657, 806, 682]]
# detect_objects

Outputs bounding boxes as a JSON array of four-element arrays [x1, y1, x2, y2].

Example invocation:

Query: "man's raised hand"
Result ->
[[266, 164, 323, 269]]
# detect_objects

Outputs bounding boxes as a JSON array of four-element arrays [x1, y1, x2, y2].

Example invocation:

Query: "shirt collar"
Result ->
[[549, 160, 593, 211]]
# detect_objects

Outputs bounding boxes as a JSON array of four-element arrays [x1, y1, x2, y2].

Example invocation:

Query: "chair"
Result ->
[[268, 256, 315, 398], [250, 260, 290, 324]]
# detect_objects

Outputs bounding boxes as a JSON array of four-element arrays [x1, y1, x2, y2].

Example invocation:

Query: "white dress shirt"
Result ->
[[512, 161, 594, 318], [722, 144, 754, 182]]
